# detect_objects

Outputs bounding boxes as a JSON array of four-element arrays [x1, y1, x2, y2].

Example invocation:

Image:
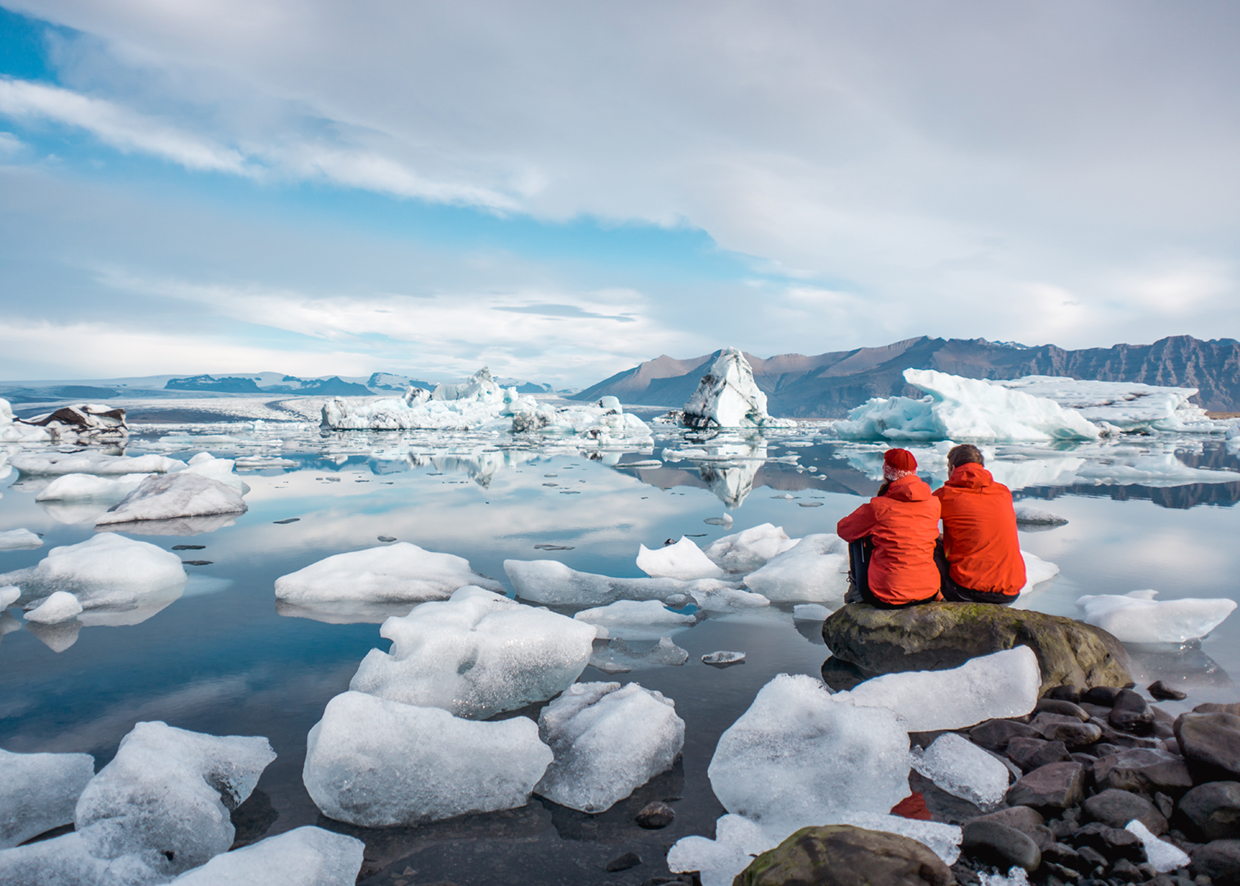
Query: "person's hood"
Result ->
[[945, 462, 994, 490], [884, 474, 933, 502]]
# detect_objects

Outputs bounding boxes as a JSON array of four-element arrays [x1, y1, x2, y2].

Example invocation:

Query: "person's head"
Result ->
[[882, 448, 918, 482], [947, 444, 984, 471]]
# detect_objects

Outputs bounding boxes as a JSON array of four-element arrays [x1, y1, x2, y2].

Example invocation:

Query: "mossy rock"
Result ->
[[734, 824, 953, 886], [821, 602, 1132, 696]]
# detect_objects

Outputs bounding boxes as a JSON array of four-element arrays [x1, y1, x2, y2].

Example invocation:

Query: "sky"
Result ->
[[0, 1, 1237, 387]]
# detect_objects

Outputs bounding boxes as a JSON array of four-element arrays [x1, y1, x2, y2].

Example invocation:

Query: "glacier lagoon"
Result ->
[[2, 396, 1240, 885]]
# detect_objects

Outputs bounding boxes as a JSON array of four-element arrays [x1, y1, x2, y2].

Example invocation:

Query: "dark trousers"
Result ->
[[933, 539, 1018, 606]]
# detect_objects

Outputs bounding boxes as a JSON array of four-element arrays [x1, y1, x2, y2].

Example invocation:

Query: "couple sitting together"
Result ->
[[837, 445, 1026, 609]]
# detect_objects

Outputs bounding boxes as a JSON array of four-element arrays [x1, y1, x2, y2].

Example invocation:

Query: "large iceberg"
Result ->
[[303, 690, 552, 825], [534, 682, 684, 813], [95, 473, 247, 529], [1077, 590, 1237, 644], [169, 827, 364, 886], [683, 348, 794, 429], [741, 534, 850, 604], [0, 748, 96, 848], [837, 647, 1041, 732], [998, 376, 1221, 433], [512, 398, 654, 448], [835, 369, 1101, 442], [275, 543, 503, 608], [505, 558, 742, 606], [0, 399, 128, 444], [349, 587, 595, 718], [321, 367, 536, 430]]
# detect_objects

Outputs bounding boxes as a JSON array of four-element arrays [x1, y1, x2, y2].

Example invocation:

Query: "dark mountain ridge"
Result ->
[[571, 335, 1240, 417]]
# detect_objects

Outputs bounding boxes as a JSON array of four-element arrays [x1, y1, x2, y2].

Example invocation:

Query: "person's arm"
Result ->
[[836, 501, 878, 542]]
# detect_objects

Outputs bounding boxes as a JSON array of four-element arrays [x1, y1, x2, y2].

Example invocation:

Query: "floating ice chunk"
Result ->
[[75, 721, 275, 879], [534, 682, 685, 813], [35, 473, 152, 502], [9, 403, 128, 444], [512, 399, 654, 447], [182, 452, 249, 494], [742, 534, 850, 604], [793, 603, 832, 621], [637, 537, 725, 581], [683, 348, 795, 429], [1126, 819, 1190, 873], [0, 748, 95, 848], [276, 542, 502, 606], [689, 585, 770, 612], [912, 732, 1011, 811], [0, 528, 42, 550], [0, 586, 18, 609], [708, 674, 911, 833], [350, 587, 595, 718], [24, 590, 83, 624], [589, 636, 689, 674], [505, 558, 742, 606], [667, 813, 774, 886], [96, 472, 247, 527], [702, 651, 745, 665], [10, 452, 183, 476], [1077, 590, 1237, 644], [1013, 504, 1068, 525], [0, 534, 187, 610], [1019, 551, 1060, 595], [838, 647, 1041, 732], [169, 826, 364, 886], [1075, 452, 1239, 485], [703, 523, 798, 574], [998, 376, 1219, 434], [574, 600, 696, 639], [835, 369, 1100, 442], [322, 367, 536, 431], [303, 690, 551, 825]]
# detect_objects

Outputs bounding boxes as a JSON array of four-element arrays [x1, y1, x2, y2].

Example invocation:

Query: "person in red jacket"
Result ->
[[837, 448, 942, 608], [933, 444, 1026, 604]]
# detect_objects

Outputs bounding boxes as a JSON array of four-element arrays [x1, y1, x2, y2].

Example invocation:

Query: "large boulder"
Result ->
[[734, 824, 954, 886], [822, 603, 1132, 695]]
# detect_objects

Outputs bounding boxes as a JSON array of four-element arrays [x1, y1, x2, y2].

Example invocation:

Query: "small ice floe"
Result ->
[[1125, 820, 1190, 873], [0, 586, 19, 609], [302, 690, 551, 826], [742, 534, 850, 605], [688, 585, 770, 612], [837, 647, 1041, 732], [574, 600, 697, 640], [34, 473, 152, 503], [703, 523, 799, 574], [0, 528, 42, 550], [589, 636, 689, 674], [1012, 503, 1068, 526], [702, 651, 745, 666], [233, 455, 298, 469], [682, 348, 796, 430], [350, 587, 595, 718], [95, 472, 247, 529], [505, 558, 742, 607], [912, 732, 1011, 811], [23, 591, 82, 624], [0, 748, 95, 849], [10, 451, 182, 476], [1077, 590, 1237, 644], [534, 682, 685, 813], [793, 603, 832, 621], [169, 826, 364, 886], [636, 537, 725, 581]]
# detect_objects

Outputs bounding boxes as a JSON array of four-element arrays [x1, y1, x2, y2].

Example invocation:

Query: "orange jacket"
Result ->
[[934, 463, 1026, 595], [837, 475, 942, 605]]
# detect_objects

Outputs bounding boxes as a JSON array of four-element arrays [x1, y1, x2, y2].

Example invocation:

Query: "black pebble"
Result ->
[[171, 545, 206, 551], [606, 852, 642, 872], [182, 560, 213, 566], [1148, 680, 1187, 701], [377, 536, 396, 542], [634, 801, 675, 829], [273, 518, 300, 525]]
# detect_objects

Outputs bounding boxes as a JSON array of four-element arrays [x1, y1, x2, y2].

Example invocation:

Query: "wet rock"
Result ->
[[970, 719, 1040, 751], [969, 806, 1053, 848], [735, 824, 954, 886], [634, 801, 675, 829], [1110, 857, 1142, 881], [1037, 698, 1092, 721], [1031, 712, 1104, 747], [961, 820, 1042, 872], [1007, 761, 1086, 811], [1196, 703, 1240, 717], [1175, 712, 1240, 782], [1093, 748, 1195, 796], [1073, 822, 1146, 864], [1083, 686, 1125, 706], [1192, 839, 1240, 884], [1042, 841, 1084, 868], [606, 851, 642, 872], [1149, 681, 1188, 701], [1007, 737, 1072, 772], [1179, 782, 1240, 842], [1047, 684, 1083, 703], [1110, 689, 1156, 735], [1083, 788, 1169, 834]]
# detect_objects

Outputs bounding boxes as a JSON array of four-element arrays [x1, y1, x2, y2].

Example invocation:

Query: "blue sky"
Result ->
[[0, 2, 1237, 386]]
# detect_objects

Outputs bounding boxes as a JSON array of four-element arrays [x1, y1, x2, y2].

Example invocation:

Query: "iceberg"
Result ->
[[0, 748, 95, 848], [275, 542, 502, 607], [95, 473, 247, 528], [837, 647, 1041, 732], [1012, 503, 1068, 525], [835, 369, 1101, 442], [0, 528, 42, 550], [636, 537, 725, 581], [322, 367, 536, 430], [998, 376, 1221, 433], [912, 732, 1010, 810], [742, 534, 850, 604], [10, 452, 183, 476], [683, 348, 795, 429], [512, 398, 654, 447], [703, 523, 798, 574], [35, 473, 153, 503], [181, 452, 249, 494], [505, 558, 742, 606], [0, 399, 128, 444], [169, 827, 364, 886], [349, 587, 595, 718], [534, 682, 685, 813], [573, 600, 697, 639], [303, 690, 552, 826], [24, 590, 84, 624], [1077, 590, 1237, 644]]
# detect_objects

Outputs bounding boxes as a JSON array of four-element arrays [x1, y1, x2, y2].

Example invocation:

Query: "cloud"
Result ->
[[496, 303, 637, 322]]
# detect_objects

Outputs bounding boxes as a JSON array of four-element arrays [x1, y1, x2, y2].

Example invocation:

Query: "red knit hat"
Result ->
[[882, 448, 918, 481]]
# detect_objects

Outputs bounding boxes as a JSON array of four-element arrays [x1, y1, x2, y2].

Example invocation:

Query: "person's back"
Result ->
[[837, 449, 941, 607], [934, 445, 1026, 603]]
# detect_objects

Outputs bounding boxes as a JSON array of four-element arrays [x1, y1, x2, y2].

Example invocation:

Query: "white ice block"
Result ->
[[742, 534, 850, 604], [0, 748, 95, 848], [1012, 504, 1068, 525], [96, 472, 247, 526], [1078, 590, 1237, 644], [169, 826, 364, 886], [913, 732, 1011, 810], [1125, 820, 1190, 873], [24, 591, 83, 624], [0, 528, 43, 550], [682, 348, 794, 430], [11, 452, 183, 476], [637, 537, 725, 581], [574, 600, 696, 639], [703, 524, 799, 575], [505, 558, 741, 606]]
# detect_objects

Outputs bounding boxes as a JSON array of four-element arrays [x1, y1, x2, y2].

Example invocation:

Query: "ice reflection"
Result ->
[[1126, 643, 1233, 693]]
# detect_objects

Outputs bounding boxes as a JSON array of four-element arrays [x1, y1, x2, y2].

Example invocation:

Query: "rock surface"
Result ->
[[1179, 782, 1240, 841], [734, 824, 954, 886], [1176, 712, 1240, 781], [822, 603, 1132, 694], [1006, 761, 1086, 810], [960, 820, 1041, 872]]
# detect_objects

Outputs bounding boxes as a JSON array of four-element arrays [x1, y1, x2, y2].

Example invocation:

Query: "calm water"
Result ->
[[2, 403, 1239, 885]]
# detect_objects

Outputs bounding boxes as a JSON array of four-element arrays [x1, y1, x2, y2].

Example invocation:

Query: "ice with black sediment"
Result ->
[[682, 348, 795, 430]]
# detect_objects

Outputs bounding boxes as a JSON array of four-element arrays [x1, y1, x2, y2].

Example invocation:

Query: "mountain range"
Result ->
[[570, 335, 1240, 417]]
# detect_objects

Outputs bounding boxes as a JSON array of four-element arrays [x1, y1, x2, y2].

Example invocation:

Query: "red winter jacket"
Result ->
[[934, 463, 1026, 596], [837, 475, 942, 606]]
